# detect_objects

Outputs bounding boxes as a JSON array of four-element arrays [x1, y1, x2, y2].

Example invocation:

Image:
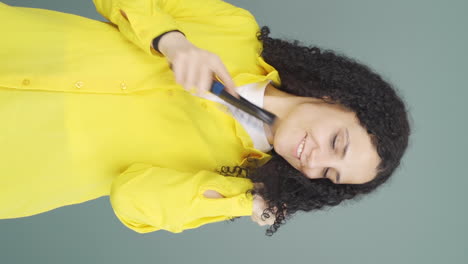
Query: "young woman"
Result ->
[[0, 0, 411, 236]]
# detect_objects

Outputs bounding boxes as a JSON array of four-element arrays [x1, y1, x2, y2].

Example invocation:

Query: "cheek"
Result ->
[[272, 138, 287, 158], [272, 122, 289, 149], [273, 127, 295, 155], [274, 118, 307, 154], [273, 129, 305, 163]]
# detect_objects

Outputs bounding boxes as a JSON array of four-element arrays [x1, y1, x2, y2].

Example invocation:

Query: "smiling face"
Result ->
[[269, 100, 381, 184]]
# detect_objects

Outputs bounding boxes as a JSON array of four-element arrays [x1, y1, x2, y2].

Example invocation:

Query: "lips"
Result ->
[[295, 134, 307, 159]]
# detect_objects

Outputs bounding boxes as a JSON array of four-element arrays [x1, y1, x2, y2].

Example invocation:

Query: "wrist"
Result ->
[[154, 31, 187, 56]]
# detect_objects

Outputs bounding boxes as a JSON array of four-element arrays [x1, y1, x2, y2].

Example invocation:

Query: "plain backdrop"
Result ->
[[1, 0, 467, 263]]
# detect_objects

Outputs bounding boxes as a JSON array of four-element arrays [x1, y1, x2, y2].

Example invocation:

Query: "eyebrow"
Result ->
[[336, 128, 350, 183]]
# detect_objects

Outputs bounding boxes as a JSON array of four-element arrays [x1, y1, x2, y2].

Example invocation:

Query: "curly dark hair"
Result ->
[[218, 26, 411, 236]]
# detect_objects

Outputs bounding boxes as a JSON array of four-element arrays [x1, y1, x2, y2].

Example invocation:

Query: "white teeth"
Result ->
[[297, 139, 305, 158]]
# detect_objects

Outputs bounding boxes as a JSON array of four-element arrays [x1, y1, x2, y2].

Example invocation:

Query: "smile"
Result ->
[[296, 135, 306, 159]]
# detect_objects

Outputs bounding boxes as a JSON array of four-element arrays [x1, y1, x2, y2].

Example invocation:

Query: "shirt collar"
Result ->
[[198, 80, 274, 153]]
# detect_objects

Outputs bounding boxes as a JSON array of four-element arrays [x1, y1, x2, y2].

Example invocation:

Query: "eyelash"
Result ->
[[322, 134, 338, 178]]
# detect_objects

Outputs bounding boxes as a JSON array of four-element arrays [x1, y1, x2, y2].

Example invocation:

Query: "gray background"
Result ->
[[1, 0, 466, 263]]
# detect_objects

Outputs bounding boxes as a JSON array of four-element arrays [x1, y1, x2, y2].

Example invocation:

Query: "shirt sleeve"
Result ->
[[92, 0, 252, 56], [110, 163, 255, 234]]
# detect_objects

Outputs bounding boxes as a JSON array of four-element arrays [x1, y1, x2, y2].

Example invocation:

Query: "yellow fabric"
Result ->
[[0, 0, 280, 233], [112, 163, 257, 233]]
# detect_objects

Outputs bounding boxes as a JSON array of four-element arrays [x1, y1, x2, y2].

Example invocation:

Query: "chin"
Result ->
[[274, 143, 299, 170], [281, 154, 300, 171]]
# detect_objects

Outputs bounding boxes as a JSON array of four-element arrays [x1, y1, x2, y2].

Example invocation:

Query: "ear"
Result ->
[[321, 96, 333, 103]]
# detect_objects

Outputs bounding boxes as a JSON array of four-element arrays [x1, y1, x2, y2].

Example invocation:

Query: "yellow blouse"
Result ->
[[0, 0, 280, 233]]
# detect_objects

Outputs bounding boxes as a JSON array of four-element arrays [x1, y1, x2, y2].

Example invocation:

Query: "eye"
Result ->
[[322, 168, 329, 178], [332, 133, 338, 149], [322, 133, 338, 178]]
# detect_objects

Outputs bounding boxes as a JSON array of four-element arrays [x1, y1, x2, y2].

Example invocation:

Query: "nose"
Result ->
[[303, 148, 339, 179]]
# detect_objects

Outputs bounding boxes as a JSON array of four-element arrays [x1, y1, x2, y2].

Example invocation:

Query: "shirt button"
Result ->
[[166, 90, 173, 96], [201, 102, 207, 109], [75, 81, 84, 89], [22, 79, 30, 85], [120, 82, 127, 90]]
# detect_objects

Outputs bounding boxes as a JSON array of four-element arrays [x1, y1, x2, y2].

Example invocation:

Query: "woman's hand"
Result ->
[[251, 194, 276, 226], [155, 31, 240, 99]]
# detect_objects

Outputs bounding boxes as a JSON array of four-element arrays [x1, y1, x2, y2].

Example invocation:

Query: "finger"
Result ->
[[212, 58, 239, 99], [198, 67, 212, 95], [185, 58, 200, 92], [251, 211, 265, 226], [260, 211, 275, 226], [173, 58, 187, 88], [265, 211, 275, 225]]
